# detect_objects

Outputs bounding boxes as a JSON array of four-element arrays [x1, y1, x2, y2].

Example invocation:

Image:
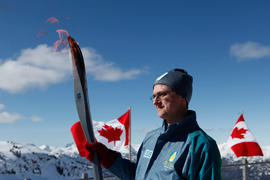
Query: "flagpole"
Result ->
[[242, 157, 248, 180], [129, 107, 131, 161], [240, 111, 248, 180]]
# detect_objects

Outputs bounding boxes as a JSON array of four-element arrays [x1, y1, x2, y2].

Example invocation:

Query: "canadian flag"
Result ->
[[92, 109, 130, 151], [227, 113, 263, 157], [71, 109, 130, 155]]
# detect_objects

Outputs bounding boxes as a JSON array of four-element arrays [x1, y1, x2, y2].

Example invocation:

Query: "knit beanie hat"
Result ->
[[153, 68, 193, 104]]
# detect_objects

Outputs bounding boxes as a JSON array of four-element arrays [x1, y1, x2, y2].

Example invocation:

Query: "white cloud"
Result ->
[[30, 115, 43, 122], [0, 104, 5, 110], [0, 44, 70, 93], [0, 105, 42, 123], [230, 41, 270, 60], [0, 111, 22, 123], [82, 48, 143, 81], [0, 44, 143, 93]]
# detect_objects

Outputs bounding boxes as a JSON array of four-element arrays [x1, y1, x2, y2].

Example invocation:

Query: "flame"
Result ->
[[36, 30, 48, 39], [46, 17, 59, 24], [54, 29, 69, 53]]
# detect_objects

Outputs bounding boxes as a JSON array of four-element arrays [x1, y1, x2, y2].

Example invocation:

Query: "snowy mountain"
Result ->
[[0, 141, 119, 180], [0, 140, 269, 180]]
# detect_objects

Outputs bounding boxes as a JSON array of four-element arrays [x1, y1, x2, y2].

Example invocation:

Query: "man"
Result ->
[[72, 68, 222, 179]]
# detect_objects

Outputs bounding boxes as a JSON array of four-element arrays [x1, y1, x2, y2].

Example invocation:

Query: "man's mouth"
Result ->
[[156, 105, 164, 111]]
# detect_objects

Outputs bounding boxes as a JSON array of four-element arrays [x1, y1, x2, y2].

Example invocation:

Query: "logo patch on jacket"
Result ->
[[163, 152, 177, 169], [168, 152, 177, 162], [143, 149, 153, 159]]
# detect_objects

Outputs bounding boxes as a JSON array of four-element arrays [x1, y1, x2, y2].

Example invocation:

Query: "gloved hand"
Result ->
[[85, 142, 118, 169], [70, 121, 118, 169]]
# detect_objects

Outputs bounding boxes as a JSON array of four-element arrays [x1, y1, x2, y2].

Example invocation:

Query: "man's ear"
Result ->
[[178, 95, 188, 110]]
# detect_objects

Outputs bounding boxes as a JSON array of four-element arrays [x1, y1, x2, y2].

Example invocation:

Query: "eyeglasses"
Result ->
[[150, 91, 173, 102]]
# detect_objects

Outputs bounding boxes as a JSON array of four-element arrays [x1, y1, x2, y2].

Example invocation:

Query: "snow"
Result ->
[[132, 144, 141, 152], [0, 140, 270, 180], [0, 141, 95, 180], [262, 146, 270, 159]]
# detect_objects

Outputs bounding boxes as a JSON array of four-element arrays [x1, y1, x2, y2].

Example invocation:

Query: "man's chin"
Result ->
[[158, 112, 167, 120]]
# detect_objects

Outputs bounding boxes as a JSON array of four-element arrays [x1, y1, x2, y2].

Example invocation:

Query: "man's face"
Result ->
[[152, 84, 187, 124]]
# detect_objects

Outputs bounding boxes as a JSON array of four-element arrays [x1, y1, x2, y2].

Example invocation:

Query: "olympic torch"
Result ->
[[68, 36, 103, 180]]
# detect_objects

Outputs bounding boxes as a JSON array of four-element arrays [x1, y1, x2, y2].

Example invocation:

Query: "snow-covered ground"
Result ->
[[0, 140, 269, 180]]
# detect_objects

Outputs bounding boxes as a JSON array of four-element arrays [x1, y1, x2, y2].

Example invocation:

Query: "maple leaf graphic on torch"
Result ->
[[98, 124, 123, 146]]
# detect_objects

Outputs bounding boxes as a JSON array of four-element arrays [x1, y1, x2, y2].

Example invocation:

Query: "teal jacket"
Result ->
[[109, 110, 221, 179]]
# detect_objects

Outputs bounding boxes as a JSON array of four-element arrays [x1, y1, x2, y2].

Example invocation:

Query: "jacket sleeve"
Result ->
[[108, 146, 142, 180], [108, 154, 136, 180], [198, 140, 222, 180]]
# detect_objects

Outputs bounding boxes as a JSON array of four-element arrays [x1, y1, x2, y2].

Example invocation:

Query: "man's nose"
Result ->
[[153, 97, 160, 105]]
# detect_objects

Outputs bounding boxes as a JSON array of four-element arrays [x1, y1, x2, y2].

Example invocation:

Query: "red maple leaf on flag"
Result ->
[[98, 124, 123, 146], [231, 127, 248, 139]]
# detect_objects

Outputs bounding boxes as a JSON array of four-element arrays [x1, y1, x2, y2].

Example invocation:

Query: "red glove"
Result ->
[[85, 142, 118, 169], [70, 121, 118, 169]]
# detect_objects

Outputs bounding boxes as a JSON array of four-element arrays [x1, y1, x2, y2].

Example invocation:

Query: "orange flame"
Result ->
[[36, 30, 48, 39], [46, 17, 59, 24], [54, 29, 69, 53]]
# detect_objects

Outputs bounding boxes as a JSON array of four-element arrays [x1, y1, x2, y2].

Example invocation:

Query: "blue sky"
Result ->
[[0, 0, 270, 147]]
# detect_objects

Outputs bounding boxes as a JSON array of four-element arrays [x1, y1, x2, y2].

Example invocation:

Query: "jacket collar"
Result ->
[[162, 110, 200, 137]]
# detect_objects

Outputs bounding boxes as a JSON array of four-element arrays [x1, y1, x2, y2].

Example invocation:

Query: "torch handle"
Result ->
[[92, 154, 104, 180]]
